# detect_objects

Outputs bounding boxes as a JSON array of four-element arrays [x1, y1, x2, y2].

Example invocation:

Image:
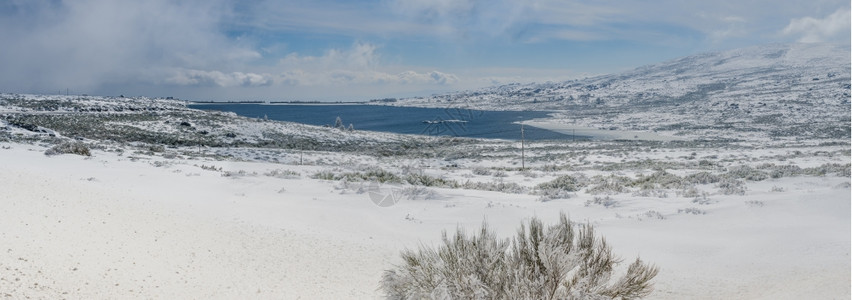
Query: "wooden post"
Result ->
[[521, 124, 525, 170]]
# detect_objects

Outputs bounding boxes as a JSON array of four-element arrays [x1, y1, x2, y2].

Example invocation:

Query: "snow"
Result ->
[[0, 138, 848, 299]]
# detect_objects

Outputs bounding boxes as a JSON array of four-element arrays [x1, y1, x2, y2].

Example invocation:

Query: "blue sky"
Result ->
[[0, 0, 849, 101]]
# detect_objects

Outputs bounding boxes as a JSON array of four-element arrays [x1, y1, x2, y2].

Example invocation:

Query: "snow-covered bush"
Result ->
[[264, 169, 301, 179], [317, 168, 403, 183], [683, 171, 720, 184], [632, 189, 668, 198], [537, 174, 588, 192], [631, 170, 684, 190], [724, 165, 768, 181], [472, 167, 492, 176], [311, 170, 336, 180], [716, 178, 746, 195], [537, 188, 574, 201], [462, 180, 526, 194], [400, 186, 439, 200], [744, 200, 765, 207], [381, 213, 658, 299], [678, 207, 706, 215], [803, 163, 851, 177], [586, 175, 631, 195], [44, 141, 91, 156], [585, 196, 619, 208], [334, 116, 344, 129], [404, 173, 458, 188], [518, 169, 539, 178]]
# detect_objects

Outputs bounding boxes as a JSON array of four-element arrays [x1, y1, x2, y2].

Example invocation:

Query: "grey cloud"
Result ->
[[0, 0, 259, 94]]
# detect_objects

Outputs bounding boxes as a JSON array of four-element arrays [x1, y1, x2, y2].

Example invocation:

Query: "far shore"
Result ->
[[189, 101, 367, 105]]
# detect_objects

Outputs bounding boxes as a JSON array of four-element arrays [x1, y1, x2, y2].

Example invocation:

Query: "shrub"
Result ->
[[744, 200, 765, 207], [400, 186, 439, 200], [586, 175, 631, 195], [724, 165, 768, 181], [472, 167, 492, 176], [462, 180, 526, 194], [691, 192, 713, 205], [537, 174, 588, 192], [361, 168, 402, 183], [683, 171, 720, 184], [678, 186, 701, 198], [264, 169, 301, 179], [381, 213, 658, 299], [315, 168, 402, 183], [768, 165, 801, 178], [311, 170, 336, 180], [585, 196, 619, 208], [717, 178, 746, 195], [631, 171, 683, 189], [677, 207, 706, 215], [632, 189, 668, 198], [45, 141, 91, 156], [405, 173, 458, 188], [802, 163, 851, 177], [537, 188, 574, 201]]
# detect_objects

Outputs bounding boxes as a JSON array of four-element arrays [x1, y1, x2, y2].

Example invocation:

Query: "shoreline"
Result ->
[[519, 119, 685, 141]]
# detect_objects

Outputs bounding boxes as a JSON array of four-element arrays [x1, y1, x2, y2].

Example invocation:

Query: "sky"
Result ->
[[0, 0, 849, 101]]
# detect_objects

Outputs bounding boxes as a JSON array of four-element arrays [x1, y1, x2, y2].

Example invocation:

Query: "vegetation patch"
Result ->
[[382, 213, 658, 299]]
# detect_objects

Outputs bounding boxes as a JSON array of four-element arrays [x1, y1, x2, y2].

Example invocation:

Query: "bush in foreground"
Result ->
[[381, 213, 658, 299]]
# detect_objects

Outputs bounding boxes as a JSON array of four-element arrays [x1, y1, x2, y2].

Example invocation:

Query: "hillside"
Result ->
[[388, 43, 851, 142]]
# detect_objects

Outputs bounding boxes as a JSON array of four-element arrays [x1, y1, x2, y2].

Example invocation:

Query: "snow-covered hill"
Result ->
[[388, 43, 851, 142]]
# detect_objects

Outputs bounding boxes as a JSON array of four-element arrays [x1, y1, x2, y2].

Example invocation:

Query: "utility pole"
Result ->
[[521, 124, 525, 170], [299, 125, 304, 165]]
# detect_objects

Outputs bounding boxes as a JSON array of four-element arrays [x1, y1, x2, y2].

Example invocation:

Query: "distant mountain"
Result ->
[[391, 43, 850, 141]]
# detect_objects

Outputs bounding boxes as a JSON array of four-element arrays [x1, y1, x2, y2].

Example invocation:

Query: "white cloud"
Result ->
[[276, 42, 458, 86], [165, 69, 273, 87], [782, 9, 851, 43], [398, 71, 459, 85], [280, 42, 379, 69]]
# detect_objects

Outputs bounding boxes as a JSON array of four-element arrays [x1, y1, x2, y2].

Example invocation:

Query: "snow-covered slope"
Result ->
[[388, 43, 851, 142]]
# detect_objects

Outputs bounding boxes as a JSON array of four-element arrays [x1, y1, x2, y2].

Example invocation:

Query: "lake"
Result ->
[[189, 103, 583, 141]]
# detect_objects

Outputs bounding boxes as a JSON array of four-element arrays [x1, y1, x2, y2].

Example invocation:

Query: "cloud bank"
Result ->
[[782, 9, 851, 43], [276, 42, 458, 86]]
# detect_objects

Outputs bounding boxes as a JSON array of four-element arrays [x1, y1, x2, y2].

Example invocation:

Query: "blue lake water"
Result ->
[[190, 104, 582, 141]]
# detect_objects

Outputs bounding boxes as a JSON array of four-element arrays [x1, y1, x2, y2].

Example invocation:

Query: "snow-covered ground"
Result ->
[[0, 135, 848, 298]]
